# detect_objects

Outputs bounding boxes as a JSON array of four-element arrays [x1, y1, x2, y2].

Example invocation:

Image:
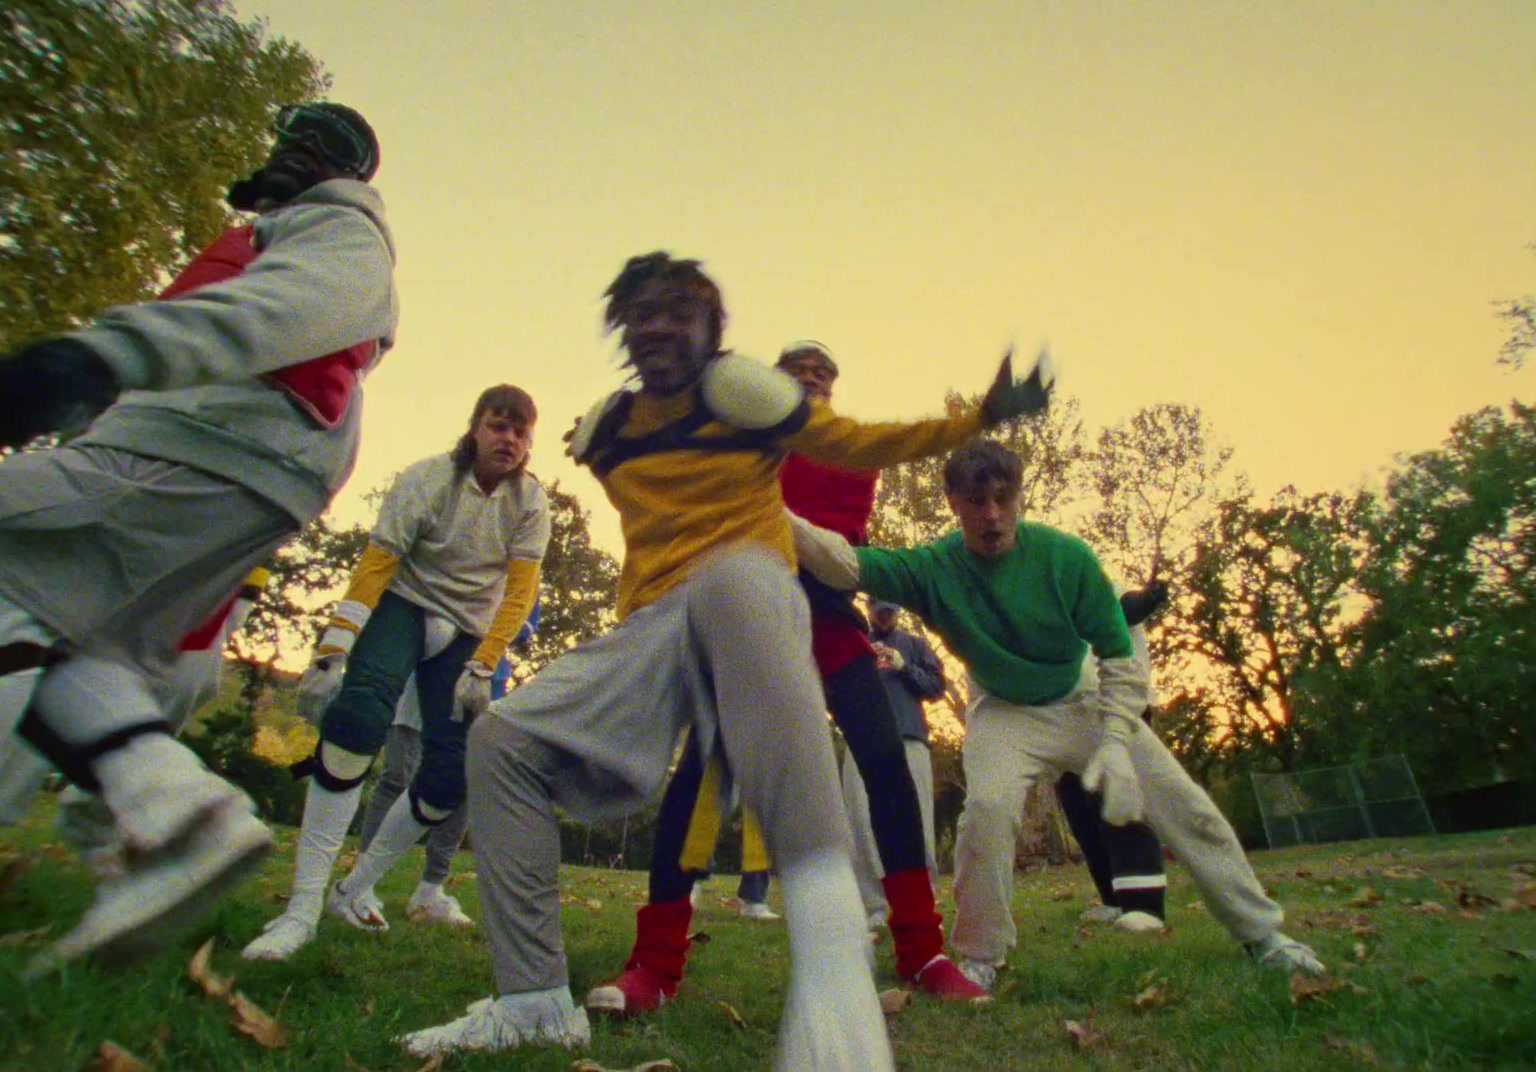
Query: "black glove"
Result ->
[[0, 338, 120, 448], [980, 345, 1054, 425], [1120, 580, 1170, 627]]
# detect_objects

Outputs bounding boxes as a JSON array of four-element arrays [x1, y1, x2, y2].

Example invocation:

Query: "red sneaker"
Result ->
[[583, 963, 676, 1017], [913, 955, 993, 1002]]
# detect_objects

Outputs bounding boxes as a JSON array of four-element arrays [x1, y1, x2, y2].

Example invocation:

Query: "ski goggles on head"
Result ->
[[272, 104, 376, 178]]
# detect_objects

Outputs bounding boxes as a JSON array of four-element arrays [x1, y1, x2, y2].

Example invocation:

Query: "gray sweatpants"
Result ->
[[468, 546, 854, 994], [357, 723, 469, 886], [951, 682, 1283, 965]]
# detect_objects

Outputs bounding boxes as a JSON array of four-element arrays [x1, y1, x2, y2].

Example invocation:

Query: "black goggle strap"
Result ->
[[273, 105, 374, 176]]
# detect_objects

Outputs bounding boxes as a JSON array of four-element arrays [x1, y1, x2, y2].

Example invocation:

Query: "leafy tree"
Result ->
[[1338, 403, 1536, 787], [1494, 244, 1534, 371], [1170, 488, 1368, 771], [1, 0, 327, 350], [509, 481, 620, 682]]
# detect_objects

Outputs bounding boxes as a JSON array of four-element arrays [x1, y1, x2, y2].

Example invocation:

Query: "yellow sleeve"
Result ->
[[323, 543, 401, 647], [471, 558, 541, 668], [781, 399, 983, 471]]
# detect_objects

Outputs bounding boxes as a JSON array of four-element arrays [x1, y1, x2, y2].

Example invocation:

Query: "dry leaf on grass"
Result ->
[[1048, 888, 1073, 902], [84, 1041, 153, 1072], [1130, 980, 1174, 1010], [716, 1000, 747, 1030], [1062, 1011, 1105, 1051], [1346, 886, 1382, 907], [187, 939, 235, 1000], [1381, 865, 1425, 880], [686, 930, 712, 944], [1352, 942, 1369, 961], [571, 1060, 676, 1072], [1409, 901, 1447, 915], [1321, 1034, 1378, 1064], [0, 854, 34, 899], [1288, 975, 1364, 1005], [878, 988, 912, 1014], [1455, 885, 1499, 909], [229, 991, 287, 1049]]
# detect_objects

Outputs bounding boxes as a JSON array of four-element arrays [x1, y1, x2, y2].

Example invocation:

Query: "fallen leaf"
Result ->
[[571, 1061, 676, 1072], [1409, 901, 1447, 915], [1457, 911, 1483, 922], [229, 991, 287, 1049], [0, 855, 34, 899], [187, 939, 234, 1000], [686, 930, 712, 945], [1346, 886, 1382, 907], [878, 988, 912, 1014], [362, 997, 374, 1016], [1130, 980, 1173, 1010], [1289, 975, 1354, 1005], [1062, 1011, 1104, 1051], [1380, 865, 1425, 880], [1048, 888, 1073, 902], [1353, 942, 1369, 961], [1455, 885, 1498, 909], [717, 1000, 747, 1030], [84, 1041, 153, 1072], [585, 899, 603, 910], [994, 979, 1016, 997], [1321, 1034, 1378, 1064], [1350, 922, 1380, 937]]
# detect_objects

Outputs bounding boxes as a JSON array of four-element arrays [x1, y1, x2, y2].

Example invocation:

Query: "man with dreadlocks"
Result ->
[[243, 385, 549, 961], [583, 341, 988, 1024], [0, 102, 395, 973], [398, 252, 1051, 1068]]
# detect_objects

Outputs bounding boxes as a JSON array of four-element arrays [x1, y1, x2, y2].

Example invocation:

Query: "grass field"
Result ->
[[4, 796, 1536, 1071]]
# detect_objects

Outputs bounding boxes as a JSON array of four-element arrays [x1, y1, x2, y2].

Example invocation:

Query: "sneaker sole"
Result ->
[[27, 806, 273, 977], [584, 984, 666, 1017]]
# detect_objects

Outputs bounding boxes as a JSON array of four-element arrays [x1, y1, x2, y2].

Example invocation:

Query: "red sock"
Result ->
[[883, 867, 944, 979], [623, 897, 694, 992]]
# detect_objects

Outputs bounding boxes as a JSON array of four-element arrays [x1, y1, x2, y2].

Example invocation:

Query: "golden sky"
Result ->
[[238, 0, 1535, 551]]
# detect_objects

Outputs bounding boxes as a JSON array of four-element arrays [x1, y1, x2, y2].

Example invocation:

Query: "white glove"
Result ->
[[453, 662, 495, 722], [872, 642, 904, 671], [788, 513, 860, 589], [295, 652, 346, 726], [1081, 717, 1145, 826]]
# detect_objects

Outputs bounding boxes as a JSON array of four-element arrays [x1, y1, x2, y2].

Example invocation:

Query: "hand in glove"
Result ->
[[872, 642, 905, 671], [296, 652, 347, 725], [979, 344, 1055, 426], [1119, 580, 1170, 628], [1082, 716, 1145, 825], [0, 338, 120, 448], [453, 661, 496, 722]]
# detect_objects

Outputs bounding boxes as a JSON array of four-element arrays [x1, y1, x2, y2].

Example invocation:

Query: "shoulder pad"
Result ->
[[700, 352, 806, 430], [567, 390, 630, 464]]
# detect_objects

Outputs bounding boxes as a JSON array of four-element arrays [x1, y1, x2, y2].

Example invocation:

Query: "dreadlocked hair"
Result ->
[[602, 251, 726, 353], [452, 384, 537, 476]]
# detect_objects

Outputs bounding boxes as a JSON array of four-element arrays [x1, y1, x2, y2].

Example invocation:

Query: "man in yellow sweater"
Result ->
[[398, 252, 1050, 1069]]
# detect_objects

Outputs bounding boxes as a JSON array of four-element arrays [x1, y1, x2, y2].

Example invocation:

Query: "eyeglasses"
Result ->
[[273, 104, 375, 178]]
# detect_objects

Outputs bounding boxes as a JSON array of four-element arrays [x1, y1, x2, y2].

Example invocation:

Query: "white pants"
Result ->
[[843, 738, 936, 917], [951, 683, 1282, 965]]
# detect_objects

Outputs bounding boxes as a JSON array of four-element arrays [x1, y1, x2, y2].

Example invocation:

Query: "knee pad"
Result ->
[[408, 790, 453, 826], [17, 707, 171, 794], [300, 740, 374, 792]]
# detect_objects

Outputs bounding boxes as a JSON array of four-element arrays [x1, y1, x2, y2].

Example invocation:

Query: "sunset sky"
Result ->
[[237, 0, 1535, 553]]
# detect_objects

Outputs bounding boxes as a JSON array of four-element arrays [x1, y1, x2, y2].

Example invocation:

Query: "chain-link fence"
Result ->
[[1251, 755, 1436, 848]]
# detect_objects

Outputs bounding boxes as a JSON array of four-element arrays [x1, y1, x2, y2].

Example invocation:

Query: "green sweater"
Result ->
[[854, 522, 1132, 708]]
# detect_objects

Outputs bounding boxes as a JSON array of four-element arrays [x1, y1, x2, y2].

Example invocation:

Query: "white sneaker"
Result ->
[[955, 958, 998, 991], [241, 911, 318, 961], [407, 886, 474, 927], [739, 900, 781, 921], [29, 797, 273, 976], [398, 988, 591, 1058], [326, 882, 389, 931], [1113, 910, 1167, 934], [1247, 931, 1326, 975], [1079, 903, 1124, 925]]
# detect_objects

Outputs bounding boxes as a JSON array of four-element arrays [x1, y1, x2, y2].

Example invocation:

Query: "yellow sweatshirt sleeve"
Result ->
[[320, 543, 401, 651], [470, 558, 541, 669], [781, 399, 984, 470]]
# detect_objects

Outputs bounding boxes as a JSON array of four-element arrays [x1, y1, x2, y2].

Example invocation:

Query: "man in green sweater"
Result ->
[[792, 440, 1325, 989]]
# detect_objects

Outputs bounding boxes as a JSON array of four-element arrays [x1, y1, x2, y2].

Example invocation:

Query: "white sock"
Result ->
[[287, 781, 362, 924], [776, 849, 894, 1072], [338, 794, 429, 902], [413, 880, 444, 901]]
